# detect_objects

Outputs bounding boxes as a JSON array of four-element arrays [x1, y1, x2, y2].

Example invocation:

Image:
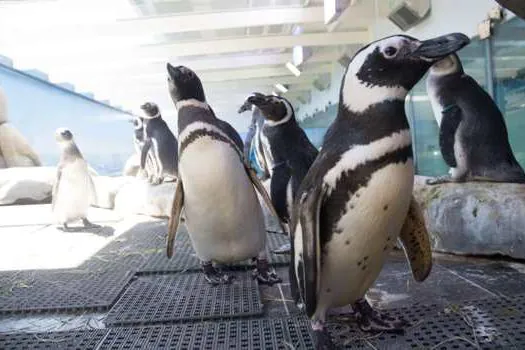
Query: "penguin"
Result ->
[[425, 53, 525, 185], [238, 99, 270, 179], [52, 128, 99, 231], [246, 93, 318, 225], [164, 64, 286, 285], [291, 33, 470, 348], [139, 102, 178, 185], [0, 86, 41, 168], [131, 116, 158, 181]]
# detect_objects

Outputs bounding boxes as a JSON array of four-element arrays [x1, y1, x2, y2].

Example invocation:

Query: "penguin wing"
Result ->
[[140, 138, 152, 169], [296, 185, 323, 318], [439, 105, 462, 168], [244, 164, 288, 235], [398, 196, 432, 282], [167, 179, 184, 258], [88, 174, 97, 206], [51, 166, 62, 211]]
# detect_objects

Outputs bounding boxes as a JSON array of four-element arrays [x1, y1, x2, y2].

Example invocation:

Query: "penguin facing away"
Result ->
[[139, 102, 178, 185], [291, 33, 469, 348], [52, 128, 99, 231], [238, 98, 271, 180], [246, 93, 319, 225], [131, 116, 158, 181], [164, 63, 285, 285], [426, 53, 525, 185]]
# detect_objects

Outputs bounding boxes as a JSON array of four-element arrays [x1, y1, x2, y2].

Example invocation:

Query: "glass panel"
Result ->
[[409, 38, 488, 176], [492, 16, 525, 168]]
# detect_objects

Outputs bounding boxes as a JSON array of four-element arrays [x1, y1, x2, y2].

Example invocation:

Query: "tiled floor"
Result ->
[[1, 205, 525, 349]]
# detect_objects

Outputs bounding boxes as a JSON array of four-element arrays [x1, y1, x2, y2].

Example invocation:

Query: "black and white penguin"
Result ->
[[238, 98, 271, 179], [131, 116, 158, 181], [426, 53, 525, 184], [291, 33, 469, 348], [52, 128, 99, 231], [246, 93, 318, 225], [139, 102, 178, 185], [165, 63, 285, 285]]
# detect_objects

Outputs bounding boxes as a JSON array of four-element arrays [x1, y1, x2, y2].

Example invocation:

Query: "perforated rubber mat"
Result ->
[[99, 317, 310, 349], [0, 329, 107, 350], [137, 230, 290, 275], [325, 297, 525, 349], [0, 221, 164, 314], [105, 271, 263, 326]]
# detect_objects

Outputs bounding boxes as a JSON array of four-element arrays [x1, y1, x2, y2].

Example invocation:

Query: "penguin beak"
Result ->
[[411, 33, 470, 61], [247, 93, 269, 108]]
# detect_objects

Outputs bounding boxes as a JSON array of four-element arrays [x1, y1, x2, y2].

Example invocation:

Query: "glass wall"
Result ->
[[298, 16, 525, 177]]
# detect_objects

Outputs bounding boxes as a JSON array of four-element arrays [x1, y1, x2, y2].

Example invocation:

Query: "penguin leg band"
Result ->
[[353, 298, 408, 333], [201, 261, 234, 285]]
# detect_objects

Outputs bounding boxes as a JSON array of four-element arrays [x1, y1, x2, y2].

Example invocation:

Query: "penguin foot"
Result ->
[[59, 223, 73, 232], [252, 258, 281, 285], [201, 262, 234, 285], [353, 298, 408, 333], [272, 242, 291, 254], [426, 175, 454, 185], [82, 218, 101, 229], [311, 321, 336, 350]]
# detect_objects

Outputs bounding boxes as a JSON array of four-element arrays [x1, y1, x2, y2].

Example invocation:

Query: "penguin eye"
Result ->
[[384, 46, 398, 58]]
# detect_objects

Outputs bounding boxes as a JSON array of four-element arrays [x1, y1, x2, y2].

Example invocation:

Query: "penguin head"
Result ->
[[55, 128, 73, 143], [140, 102, 160, 119], [345, 33, 470, 91], [132, 117, 143, 130], [429, 53, 464, 77], [246, 93, 294, 124], [237, 99, 253, 114], [166, 63, 206, 104]]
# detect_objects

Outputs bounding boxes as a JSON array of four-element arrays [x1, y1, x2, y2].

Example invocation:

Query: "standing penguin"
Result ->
[[238, 98, 270, 179], [165, 64, 285, 285], [292, 33, 469, 348], [139, 102, 178, 184], [52, 128, 98, 231], [131, 116, 158, 181], [246, 93, 318, 225], [426, 53, 525, 184]]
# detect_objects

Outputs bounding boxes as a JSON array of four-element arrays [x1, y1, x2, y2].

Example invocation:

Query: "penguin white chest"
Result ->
[[179, 137, 265, 263], [316, 160, 414, 316], [53, 159, 92, 223], [427, 79, 444, 127]]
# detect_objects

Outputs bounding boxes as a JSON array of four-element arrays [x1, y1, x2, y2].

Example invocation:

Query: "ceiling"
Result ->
[[0, 0, 382, 131]]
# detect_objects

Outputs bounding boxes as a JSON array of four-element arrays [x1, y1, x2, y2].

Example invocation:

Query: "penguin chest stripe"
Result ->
[[179, 129, 242, 160], [323, 129, 411, 194]]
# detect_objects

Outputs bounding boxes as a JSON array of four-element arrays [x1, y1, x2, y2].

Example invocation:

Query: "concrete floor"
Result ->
[[1, 205, 525, 349]]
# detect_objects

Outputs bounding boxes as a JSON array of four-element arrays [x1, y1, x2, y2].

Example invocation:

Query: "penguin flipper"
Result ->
[[439, 105, 462, 168], [398, 196, 432, 282], [167, 179, 184, 258], [140, 139, 152, 169], [51, 166, 62, 211], [88, 174, 97, 205], [245, 165, 288, 234], [296, 186, 323, 317]]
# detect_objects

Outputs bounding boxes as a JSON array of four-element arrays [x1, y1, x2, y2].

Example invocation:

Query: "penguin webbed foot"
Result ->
[[252, 258, 281, 285], [426, 175, 453, 185], [311, 320, 336, 350], [59, 223, 73, 232], [82, 218, 101, 229], [201, 262, 234, 285], [353, 298, 408, 334]]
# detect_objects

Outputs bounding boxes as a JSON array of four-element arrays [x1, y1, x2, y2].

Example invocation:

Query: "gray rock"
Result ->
[[413, 175, 525, 259], [114, 177, 176, 218], [91, 176, 132, 209], [0, 167, 55, 205]]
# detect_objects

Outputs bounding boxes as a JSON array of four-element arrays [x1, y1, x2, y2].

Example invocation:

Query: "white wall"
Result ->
[[297, 0, 506, 121]]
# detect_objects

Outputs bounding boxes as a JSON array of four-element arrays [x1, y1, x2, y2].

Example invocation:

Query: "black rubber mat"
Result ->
[[105, 271, 263, 326], [99, 317, 308, 349], [137, 230, 290, 275], [0, 221, 165, 314], [0, 329, 107, 350]]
